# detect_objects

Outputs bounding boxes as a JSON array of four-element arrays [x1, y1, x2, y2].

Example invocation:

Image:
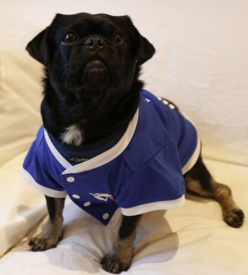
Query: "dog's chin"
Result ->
[[82, 60, 109, 88]]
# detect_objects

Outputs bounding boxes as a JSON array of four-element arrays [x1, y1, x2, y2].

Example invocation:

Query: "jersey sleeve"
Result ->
[[22, 127, 67, 198], [115, 143, 186, 216]]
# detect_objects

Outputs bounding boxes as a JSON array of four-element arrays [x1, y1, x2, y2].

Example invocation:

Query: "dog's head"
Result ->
[[26, 13, 155, 102]]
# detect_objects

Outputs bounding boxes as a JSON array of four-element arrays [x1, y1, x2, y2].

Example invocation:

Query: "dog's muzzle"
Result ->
[[81, 36, 110, 85]]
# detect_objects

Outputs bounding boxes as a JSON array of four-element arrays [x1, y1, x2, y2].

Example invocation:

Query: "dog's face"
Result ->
[[26, 13, 155, 102]]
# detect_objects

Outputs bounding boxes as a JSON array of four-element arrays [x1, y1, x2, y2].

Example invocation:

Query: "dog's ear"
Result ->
[[137, 34, 156, 65], [26, 14, 67, 65], [26, 27, 49, 65], [122, 16, 155, 65]]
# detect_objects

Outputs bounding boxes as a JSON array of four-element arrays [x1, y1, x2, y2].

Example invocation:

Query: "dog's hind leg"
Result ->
[[184, 155, 244, 228], [101, 214, 142, 273], [29, 196, 65, 251]]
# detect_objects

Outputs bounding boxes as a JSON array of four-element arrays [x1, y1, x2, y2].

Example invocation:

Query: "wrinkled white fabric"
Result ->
[[0, 156, 248, 275]]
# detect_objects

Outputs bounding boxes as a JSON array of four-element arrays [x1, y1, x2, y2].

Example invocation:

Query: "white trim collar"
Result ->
[[44, 108, 139, 175], [44, 130, 72, 169]]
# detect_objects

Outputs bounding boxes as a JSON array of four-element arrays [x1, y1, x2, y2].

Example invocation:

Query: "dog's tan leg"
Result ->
[[29, 196, 65, 251], [184, 156, 244, 228], [101, 214, 142, 274]]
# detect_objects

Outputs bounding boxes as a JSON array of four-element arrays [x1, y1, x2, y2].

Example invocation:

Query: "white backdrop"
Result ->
[[1, 0, 248, 167]]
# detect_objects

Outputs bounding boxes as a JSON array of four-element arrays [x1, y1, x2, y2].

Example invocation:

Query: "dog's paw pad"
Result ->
[[28, 236, 59, 251], [101, 254, 131, 274], [224, 209, 245, 228]]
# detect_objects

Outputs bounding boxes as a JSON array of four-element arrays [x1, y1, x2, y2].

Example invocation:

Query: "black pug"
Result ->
[[23, 13, 244, 273]]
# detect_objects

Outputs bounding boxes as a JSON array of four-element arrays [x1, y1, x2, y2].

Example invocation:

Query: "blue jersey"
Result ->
[[22, 90, 200, 225]]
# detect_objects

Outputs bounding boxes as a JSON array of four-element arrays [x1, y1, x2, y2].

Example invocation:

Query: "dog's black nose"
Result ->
[[85, 37, 106, 50]]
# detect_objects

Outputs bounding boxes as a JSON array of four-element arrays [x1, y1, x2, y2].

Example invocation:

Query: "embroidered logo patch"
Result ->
[[89, 193, 115, 201], [68, 156, 89, 163]]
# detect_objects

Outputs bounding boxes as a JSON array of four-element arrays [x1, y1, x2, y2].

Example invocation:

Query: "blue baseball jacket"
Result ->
[[22, 90, 200, 225]]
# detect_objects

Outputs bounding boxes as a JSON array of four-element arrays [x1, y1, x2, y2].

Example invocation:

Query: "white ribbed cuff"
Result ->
[[121, 195, 185, 216]]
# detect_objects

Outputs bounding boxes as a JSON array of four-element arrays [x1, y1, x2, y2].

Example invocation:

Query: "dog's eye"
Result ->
[[112, 33, 125, 45], [61, 33, 77, 45]]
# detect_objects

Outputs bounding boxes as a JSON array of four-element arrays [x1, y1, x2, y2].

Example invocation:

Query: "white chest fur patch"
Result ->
[[60, 124, 84, 146]]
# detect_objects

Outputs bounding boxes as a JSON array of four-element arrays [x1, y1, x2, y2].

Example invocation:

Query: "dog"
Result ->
[[23, 13, 244, 273]]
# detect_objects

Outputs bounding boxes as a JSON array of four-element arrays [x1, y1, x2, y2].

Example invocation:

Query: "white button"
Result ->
[[169, 104, 175, 109], [67, 177, 75, 182], [102, 213, 109, 220], [84, 201, 91, 207], [72, 194, 80, 199], [162, 99, 169, 105]]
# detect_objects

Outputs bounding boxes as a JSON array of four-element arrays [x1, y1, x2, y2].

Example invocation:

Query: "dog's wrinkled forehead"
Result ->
[[50, 13, 136, 44]]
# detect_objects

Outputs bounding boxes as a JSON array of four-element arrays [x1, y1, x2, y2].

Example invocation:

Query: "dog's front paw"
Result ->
[[224, 209, 245, 228], [101, 253, 132, 274], [29, 233, 61, 251]]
